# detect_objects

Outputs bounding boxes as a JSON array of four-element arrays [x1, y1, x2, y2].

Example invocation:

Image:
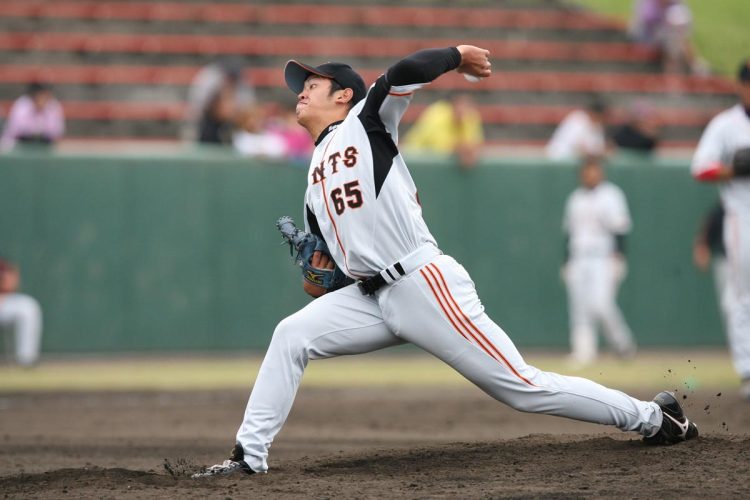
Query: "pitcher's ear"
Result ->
[[337, 88, 354, 104]]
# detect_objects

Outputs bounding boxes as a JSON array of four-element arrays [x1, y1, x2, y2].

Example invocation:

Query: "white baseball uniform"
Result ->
[[545, 110, 606, 161], [562, 180, 636, 365], [234, 48, 662, 473], [0, 292, 42, 366], [692, 103, 750, 380]]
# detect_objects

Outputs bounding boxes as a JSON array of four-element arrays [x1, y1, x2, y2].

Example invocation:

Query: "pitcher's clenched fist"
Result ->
[[456, 45, 491, 80]]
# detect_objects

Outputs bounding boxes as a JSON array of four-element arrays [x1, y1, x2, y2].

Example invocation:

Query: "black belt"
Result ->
[[358, 262, 406, 295]]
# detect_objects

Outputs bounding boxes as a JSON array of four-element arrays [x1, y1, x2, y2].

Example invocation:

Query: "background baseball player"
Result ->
[[691, 58, 750, 400], [195, 44, 698, 478], [0, 256, 42, 366], [693, 201, 732, 332], [562, 156, 637, 366], [545, 98, 607, 162]]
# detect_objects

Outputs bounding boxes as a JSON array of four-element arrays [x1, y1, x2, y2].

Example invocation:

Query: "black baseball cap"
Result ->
[[284, 60, 366, 104], [739, 58, 750, 82]]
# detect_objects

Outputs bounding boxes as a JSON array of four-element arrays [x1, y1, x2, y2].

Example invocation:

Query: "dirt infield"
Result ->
[[1, 386, 749, 499]]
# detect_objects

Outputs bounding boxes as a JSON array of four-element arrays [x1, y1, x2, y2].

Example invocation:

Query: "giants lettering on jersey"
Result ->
[[311, 146, 359, 184]]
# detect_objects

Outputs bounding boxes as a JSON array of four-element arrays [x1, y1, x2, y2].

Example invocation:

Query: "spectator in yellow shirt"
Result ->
[[402, 94, 484, 169]]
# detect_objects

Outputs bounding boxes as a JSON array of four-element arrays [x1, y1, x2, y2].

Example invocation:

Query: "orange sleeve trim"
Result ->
[[694, 162, 725, 182], [388, 91, 413, 96]]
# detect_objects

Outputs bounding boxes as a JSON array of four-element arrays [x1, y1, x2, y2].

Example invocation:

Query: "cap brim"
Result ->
[[284, 60, 333, 95]]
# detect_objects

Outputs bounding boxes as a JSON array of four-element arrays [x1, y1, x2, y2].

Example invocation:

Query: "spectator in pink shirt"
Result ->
[[270, 106, 313, 163], [1, 82, 65, 151]]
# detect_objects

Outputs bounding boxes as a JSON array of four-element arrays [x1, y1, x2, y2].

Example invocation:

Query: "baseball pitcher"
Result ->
[[195, 45, 697, 478]]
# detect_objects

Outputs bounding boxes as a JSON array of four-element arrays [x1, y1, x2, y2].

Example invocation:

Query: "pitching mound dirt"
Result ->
[[1, 387, 748, 498]]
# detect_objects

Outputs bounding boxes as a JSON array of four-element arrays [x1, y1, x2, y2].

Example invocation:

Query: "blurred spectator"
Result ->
[[232, 105, 286, 159], [561, 156, 636, 367], [402, 94, 484, 169], [546, 98, 607, 161], [265, 104, 314, 166], [613, 100, 661, 154], [629, 0, 708, 74], [693, 202, 731, 329], [1, 82, 64, 152], [0, 257, 42, 367], [183, 59, 256, 144]]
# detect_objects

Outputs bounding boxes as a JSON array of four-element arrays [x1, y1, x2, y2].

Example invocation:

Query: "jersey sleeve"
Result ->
[[692, 113, 729, 179], [357, 47, 462, 142], [357, 76, 419, 143], [387, 47, 462, 87], [304, 203, 323, 239], [606, 186, 632, 234]]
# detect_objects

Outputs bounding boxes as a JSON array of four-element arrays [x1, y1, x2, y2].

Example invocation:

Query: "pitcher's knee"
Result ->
[[505, 395, 540, 413], [270, 316, 310, 357]]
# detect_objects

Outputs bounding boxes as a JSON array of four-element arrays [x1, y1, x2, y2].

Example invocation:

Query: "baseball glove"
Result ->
[[276, 216, 353, 292]]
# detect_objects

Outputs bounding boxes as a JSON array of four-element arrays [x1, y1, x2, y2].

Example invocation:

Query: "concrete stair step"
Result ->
[[0, 64, 732, 94], [0, 99, 721, 128], [0, 51, 660, 74], [4, 1, 615, 28], [0, 32, 658, 64], [0, 0, 734, 148], [0, 82, 734, 111], [0, 18, 629, 43]]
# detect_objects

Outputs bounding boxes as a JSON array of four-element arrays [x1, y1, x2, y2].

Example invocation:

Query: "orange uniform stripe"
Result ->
[[427, 263, 535, 387], [422, 266, 504, 364], [419, 269, 475, 345]]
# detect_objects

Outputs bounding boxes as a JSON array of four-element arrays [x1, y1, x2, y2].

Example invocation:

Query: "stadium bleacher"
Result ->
[[0, 0, 739, 152]]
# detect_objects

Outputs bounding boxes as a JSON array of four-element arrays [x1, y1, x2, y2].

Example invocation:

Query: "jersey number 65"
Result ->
[[330, 180, 363, 215]]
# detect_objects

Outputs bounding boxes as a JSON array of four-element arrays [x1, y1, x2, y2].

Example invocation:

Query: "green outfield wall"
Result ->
[[0, 150, 723, 353]]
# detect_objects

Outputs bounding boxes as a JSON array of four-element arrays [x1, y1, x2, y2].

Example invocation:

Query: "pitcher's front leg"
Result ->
[[236, 285, 402, 473]]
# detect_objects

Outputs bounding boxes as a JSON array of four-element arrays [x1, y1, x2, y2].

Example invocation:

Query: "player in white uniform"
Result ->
[[562, 157, 637, 366], [0, 257, 42, 366], [195, 45, 697, 478], [691, 59, 750, 400], [545, 99, 607, 161]]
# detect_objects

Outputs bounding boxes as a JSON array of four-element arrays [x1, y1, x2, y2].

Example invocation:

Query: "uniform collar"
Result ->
[[583, 181, 604, 192], [315, 120, 344, 146]]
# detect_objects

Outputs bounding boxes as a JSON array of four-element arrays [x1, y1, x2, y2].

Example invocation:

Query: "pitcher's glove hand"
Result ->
[[276, 216, 353, 293]]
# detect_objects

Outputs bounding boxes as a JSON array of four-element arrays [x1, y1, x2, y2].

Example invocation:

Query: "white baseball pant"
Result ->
[[565, 256, 636, 364], [236, 253, 661, 473], [724, 209, 750, 380], [0, 293, 42, 366]]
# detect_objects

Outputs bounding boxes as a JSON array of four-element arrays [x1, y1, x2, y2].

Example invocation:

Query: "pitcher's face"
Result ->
[[295, 76, 337, 125]]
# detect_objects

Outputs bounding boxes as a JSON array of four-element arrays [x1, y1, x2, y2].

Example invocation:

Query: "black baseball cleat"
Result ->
[[643, 391, 699, 445], [192, 444, 255, 478]]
